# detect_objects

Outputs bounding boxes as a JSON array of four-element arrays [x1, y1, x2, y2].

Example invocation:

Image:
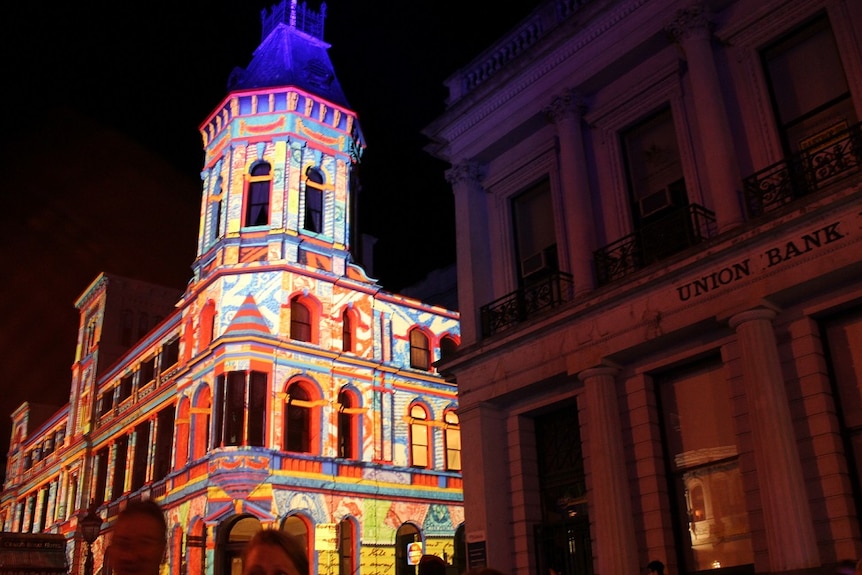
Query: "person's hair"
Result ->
[[242, 529, 309, 575], [647, 560, 665, 574], [463, 569, 507, 575], [418, 555, 446, 575], [118, 499, 167, 541], [834, 559, 859, 574]]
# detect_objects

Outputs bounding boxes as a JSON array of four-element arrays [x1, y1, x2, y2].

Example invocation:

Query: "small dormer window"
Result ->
[[304, 166, 324, 233], [245, 162, 272, 227], [210, 175, 224, 244], [409, 329, 431, 371]]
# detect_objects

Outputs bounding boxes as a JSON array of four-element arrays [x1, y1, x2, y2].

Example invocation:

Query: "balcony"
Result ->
[[744, 121, 862, 217], [594, 204, 717, 285], [480, 271, 574, 338]]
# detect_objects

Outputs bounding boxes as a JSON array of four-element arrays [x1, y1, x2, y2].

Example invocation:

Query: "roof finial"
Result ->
[[260, 0, 327, 42]]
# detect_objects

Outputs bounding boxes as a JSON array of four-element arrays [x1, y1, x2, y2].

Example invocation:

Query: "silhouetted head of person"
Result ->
[[109, 499, 167, 575], [418, 554, 447, 575], [647, 560, 665, 575], [833, 558, 859, 575], [464, 569, 508, 575], [241, 529, 309, 575]]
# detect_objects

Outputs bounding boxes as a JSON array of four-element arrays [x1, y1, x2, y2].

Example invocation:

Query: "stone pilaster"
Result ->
[[728, 308, 820, 571], [458, 402, 512, 566], [579, 365, 639, 575], [545, 90, 597, 295], [445, 162, 490, 345]]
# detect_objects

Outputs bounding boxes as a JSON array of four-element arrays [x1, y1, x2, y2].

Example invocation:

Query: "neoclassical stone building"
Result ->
[[1, 3, 463, 574], [425, 0, 861, 573]]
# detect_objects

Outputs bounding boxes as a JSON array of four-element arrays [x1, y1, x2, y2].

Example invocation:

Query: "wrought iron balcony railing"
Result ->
[[594, 204, 717, 286], [743, 121, 862, 217], [480, 271, 574, 338]]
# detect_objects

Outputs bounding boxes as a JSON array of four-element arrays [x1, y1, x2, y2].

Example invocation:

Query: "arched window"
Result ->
[[186, 519, 206, 575], [409, 329, 431, 371], [337, 390, 358, 459], [338, 517, 357, 575], [171, 526, 183, 575], [342, 309, 354, 352], [440, 335, 458, 361], [174, 398, 190, 470], [200, 299, 216, 349], [285, 382, 312, 453], [290, 297, 312, 342], [444, 410, 461, 471], [209, 175, 223, 245], [409, 404, 430, 468], [192, 385, 212, 459], [283, 515, 311, 567], [304, 166, 324, 233], [245, 162, 272, 226]]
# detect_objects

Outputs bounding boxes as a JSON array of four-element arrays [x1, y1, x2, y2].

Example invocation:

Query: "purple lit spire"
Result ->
[[228, 0, 347, 106]]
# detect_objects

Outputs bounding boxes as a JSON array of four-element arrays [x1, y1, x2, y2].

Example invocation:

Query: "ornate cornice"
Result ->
[[435, 0, 651, 146]]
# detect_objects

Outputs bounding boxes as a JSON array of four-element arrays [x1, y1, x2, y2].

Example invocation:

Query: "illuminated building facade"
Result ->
[[1, 3, 462, 575], [425, 0, 862, 573]]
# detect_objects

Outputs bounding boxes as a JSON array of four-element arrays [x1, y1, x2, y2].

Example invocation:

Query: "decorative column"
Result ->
[[446, 162, 491, 345], [668, 4, 745, 231], [546, 90, 597, 295], [728, 308, 820, 571], [458, 402, 512, 567], [578, 365, 639, 575]]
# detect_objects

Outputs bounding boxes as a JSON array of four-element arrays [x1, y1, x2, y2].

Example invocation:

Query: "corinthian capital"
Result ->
[[445, 161, 485, 186], [666, 3, 712, 42], [545, 89, 585, 123]]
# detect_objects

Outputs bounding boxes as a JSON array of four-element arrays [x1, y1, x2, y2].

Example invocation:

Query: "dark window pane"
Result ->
[[410, 330, 430, 370], [247, 371, 267, 447], [225, 372, 246, 446], [291, 300, 312, 342], [286, 383, 311, 453]]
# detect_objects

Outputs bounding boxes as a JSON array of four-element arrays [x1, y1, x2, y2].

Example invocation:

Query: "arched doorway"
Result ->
[[395, 523, 422, 575], [282, 515, 311, 565], [453, 524, 466, 574], [338, 517, 357, 575], [218, 516, 261, 575]]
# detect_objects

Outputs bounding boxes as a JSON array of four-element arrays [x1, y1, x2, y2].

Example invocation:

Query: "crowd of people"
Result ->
[[103, 499, 862, 575]]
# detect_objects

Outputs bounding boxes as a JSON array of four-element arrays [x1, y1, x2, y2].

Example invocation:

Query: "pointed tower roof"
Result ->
[[228, 0, 349, 108]]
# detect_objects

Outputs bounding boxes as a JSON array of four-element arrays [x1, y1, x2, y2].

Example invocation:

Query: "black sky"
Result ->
[[6, 0, 543, 289], [0, 1, 542, 465]]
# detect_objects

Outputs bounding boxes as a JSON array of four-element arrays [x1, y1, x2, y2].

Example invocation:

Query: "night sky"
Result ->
[[0, 1, 542, 473]]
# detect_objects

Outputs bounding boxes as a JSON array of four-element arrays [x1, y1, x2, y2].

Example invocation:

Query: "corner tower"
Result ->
[[194, 0, 365, 282]]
